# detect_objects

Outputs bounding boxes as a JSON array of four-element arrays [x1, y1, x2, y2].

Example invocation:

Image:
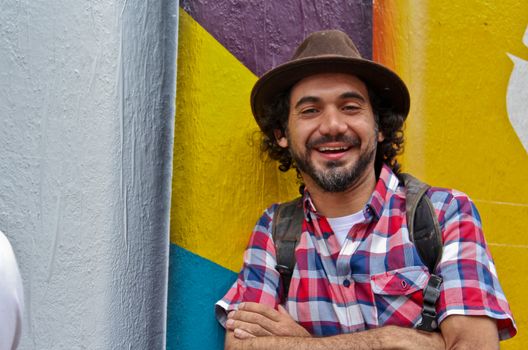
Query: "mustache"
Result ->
[[306, 134, 360, 149]]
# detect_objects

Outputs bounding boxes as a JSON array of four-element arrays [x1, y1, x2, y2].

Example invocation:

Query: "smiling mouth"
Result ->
[[317, 146, 350, 154]]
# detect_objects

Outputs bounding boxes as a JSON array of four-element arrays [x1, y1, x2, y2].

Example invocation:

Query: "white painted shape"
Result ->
[[506, 53, 528, 153], [522, 25, 528, 47], [0, 231, 23, 350]]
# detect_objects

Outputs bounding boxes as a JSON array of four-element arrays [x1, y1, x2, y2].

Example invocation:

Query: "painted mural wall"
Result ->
[[168, 1, 527, 349], [375, 1, 528, 348]]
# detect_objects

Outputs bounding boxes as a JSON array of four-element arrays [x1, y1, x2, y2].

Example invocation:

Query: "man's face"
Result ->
[[276, 73, 383, 192]]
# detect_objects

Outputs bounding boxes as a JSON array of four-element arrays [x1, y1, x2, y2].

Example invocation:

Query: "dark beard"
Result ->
[[290, 135, 377, 193]]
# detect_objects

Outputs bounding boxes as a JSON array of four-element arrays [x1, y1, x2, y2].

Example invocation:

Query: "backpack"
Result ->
[[272, 173, 443, 332]]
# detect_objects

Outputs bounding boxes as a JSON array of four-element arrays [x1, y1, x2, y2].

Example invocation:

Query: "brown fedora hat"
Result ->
[[250, 30, 410, 132]]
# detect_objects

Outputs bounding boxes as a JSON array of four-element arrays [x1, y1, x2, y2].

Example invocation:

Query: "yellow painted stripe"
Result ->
[[171, 10, 298, 272], [396, 1, 528, 197], [384, 1, 527, 347]]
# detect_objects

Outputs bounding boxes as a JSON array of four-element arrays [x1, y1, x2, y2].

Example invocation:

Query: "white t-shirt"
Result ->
[[327, 210, 365, 247], [0, 231, 23, 350]]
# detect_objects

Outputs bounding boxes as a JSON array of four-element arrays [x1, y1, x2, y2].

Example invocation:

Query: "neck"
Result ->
[[303, 168, 377, 218]]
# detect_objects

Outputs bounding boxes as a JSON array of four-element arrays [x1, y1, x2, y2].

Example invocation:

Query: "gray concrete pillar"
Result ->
[[0, 1, 178, 348]]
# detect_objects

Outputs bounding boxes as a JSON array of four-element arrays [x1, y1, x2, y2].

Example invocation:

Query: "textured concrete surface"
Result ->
[[167, 245, 234, 350], [0, 1, 177, 348], [375, 1, 527, 348], [168, 3, 373, 349], [170, 1, 526, 349], [181, 0, 372, 76]]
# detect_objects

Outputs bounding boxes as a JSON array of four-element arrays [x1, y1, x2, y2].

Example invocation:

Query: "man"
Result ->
[[215, 30, 516, 349]]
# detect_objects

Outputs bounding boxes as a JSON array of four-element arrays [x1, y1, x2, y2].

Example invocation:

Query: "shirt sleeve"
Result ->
[[0, 231, 24, 350], [433, 190, 516, 340], [215, 205, 281, 327]]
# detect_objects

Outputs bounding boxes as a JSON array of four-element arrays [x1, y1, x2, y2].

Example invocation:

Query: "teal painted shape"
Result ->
[[167, 244, 237, 350]]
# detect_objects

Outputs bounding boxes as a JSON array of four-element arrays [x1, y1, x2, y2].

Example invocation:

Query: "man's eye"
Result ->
[[343, 104, 360, 111], [300, 108, 319, 115]]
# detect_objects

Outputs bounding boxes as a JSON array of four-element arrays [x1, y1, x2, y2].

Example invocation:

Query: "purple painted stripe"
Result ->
[[181, 0, 372, 76]]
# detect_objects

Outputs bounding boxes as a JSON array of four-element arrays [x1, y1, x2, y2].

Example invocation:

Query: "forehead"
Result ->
[[290, 73, 369, 102]]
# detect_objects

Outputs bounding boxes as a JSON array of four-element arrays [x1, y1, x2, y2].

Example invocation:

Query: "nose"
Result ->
[[318, 107, 348, 136]]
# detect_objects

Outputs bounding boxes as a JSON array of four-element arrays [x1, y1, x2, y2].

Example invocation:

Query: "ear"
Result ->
[[377, 130, 385, 142], [274, 129, 288, 148]]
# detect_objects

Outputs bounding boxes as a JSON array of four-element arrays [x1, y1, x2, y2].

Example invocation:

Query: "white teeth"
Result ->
[[318, 146, 348, 152]]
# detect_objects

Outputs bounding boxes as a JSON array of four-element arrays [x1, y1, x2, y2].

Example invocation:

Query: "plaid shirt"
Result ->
[[216, 165, 516, 340]]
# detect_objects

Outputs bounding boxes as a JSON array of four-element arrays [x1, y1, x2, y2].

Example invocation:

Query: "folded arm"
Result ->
[[439, 315, 498, 350], [224, 302, 499, 350], [224, 302, 446, 350], [225, 324, 445, 350]]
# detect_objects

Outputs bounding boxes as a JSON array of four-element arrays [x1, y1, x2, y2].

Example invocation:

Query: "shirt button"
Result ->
[[343, 279, 351, 288], [401, 280, 409, 289], [323, 232, 330, 239]]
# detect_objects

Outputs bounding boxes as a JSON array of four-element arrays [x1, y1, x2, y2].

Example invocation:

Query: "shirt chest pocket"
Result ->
[[370, 266, 429, 327]]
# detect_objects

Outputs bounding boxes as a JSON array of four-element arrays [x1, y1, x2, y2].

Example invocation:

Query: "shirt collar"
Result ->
[[366, 164, 401, 220], [301, 164, 401, 220]]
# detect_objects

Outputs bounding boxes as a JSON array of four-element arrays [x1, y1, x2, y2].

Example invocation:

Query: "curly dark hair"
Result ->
[[259, 84, 405, 177]]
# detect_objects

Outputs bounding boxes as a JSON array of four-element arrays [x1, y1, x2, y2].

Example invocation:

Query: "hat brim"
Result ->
[[251, 56, 410, 132]]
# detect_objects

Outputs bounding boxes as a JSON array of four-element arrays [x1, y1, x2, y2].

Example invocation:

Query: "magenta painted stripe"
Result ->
[[181, 0, 372, 76]]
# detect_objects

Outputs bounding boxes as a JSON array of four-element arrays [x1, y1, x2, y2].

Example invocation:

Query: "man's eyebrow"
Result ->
[[294, 96, 320, 109], [340, 91, 366, 102], [294, 92, 367, 109]]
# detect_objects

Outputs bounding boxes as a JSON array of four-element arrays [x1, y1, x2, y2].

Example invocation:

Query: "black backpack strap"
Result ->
[[399, 173, 443, 331], [271, 197, 304, 303]]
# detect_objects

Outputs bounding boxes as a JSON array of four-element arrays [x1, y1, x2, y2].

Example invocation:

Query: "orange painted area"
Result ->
[[372, 0, 396, 69]]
